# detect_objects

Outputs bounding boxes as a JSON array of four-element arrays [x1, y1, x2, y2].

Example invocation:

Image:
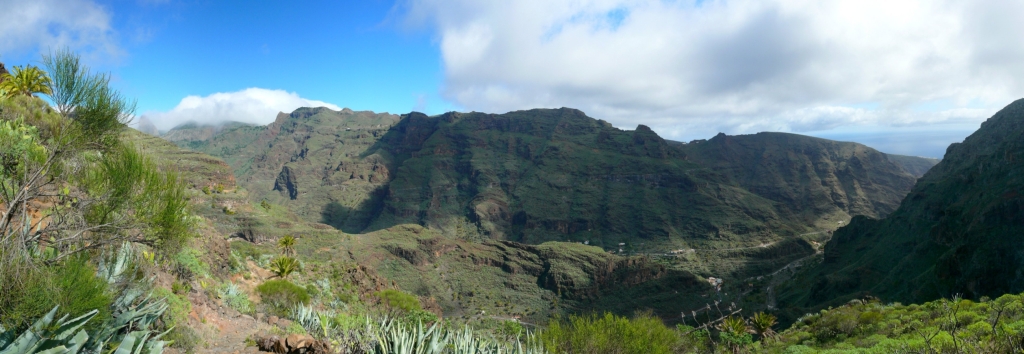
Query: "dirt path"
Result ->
[[176, 293, 273, 354]]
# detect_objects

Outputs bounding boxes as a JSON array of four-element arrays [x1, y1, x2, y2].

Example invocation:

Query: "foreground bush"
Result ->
[[258, 279, 310, 314], [765, 293, 1024, 353], [0, 256, 112, 331], [376, 289, 422, 313], [541, 312, 681, 354]]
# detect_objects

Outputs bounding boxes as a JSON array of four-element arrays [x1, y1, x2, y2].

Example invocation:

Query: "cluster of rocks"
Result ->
[[256, 334, 331, 354]]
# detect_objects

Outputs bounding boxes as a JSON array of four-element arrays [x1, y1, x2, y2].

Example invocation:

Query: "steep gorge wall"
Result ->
[[777, 99, 1024, 320]]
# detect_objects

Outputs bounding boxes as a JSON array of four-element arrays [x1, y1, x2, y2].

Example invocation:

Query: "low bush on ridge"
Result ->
[[542, 312, 682, 354], [257, 279, 310, 315]]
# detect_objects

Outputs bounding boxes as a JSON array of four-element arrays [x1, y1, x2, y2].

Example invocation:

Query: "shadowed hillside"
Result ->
[[681, 132, 929, 231], [777, 98, 1024, 322], [884, 153, 941, 177]]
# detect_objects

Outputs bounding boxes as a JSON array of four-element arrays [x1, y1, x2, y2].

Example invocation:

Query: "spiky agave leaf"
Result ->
[[0, 307, 98, 354]]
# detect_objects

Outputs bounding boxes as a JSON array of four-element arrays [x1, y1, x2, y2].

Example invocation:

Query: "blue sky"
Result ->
[[4, 0, 1024, 158], [2, 1, 455, 117]]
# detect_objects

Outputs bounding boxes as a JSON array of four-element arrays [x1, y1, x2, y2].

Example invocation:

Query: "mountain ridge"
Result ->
[[776, 98, 1024, 321], [163, 107, 937, 252]]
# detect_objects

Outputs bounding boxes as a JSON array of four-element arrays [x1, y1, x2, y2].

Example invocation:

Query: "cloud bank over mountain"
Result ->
[[141, 88, 341, 131], [401, 0, 1024, 142]]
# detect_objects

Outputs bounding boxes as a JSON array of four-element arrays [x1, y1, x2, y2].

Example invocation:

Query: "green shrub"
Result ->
[[153, 286, 191, 329], [333, 312, 368, 332], [257, 280, 310, 314], [376, 289, 421, 313], [0, 256, 112, 331], [171, 280, 191, 295], [165, 324, 201, 353], [541, 312, 680, 354], [172, 247, 208, 279], [498, 320, 525, 340], [152, 285, 197, 352], [404, 309, 438, 325]]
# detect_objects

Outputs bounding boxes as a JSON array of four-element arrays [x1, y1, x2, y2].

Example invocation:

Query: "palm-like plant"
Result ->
[[0, 65, 52, 98], [269, 256, 300, 279], [717, 316, 752, 353], [750, 312, 778, 339], [278, 235, 297, 256]]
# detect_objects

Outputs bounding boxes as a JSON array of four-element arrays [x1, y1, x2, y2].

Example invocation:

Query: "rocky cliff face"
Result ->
[[367, 109, 758, 246], [361, 109, 924, 249], [681, 132, 921, 228], [171, 107, 930, 250], [166, 107, 401, 232], [778, 99, 1024, 318]]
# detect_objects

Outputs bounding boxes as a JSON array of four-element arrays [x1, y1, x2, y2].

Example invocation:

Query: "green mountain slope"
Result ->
[[130, 126, 714, 324], [682, 132, 923, 231], [126, 128, 237, 190], [332, 224, 712, 324], [777, 98, 1024, 319], [367, 109, 787, 247], [883, 153, 940, 177], [169, 107, 927, 250], [368, 110, 927, 249], [167, 107, 402, 232], [156, 106, 948, 325]]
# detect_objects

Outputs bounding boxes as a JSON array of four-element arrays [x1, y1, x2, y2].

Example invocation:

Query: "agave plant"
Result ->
[[367, 317, 545, 354], [218, 282, 254, 314], [292, 304, 337, 340], [269, 256, 301, 279], [89, 242, 172, 353], [0, 306, 167, 354]]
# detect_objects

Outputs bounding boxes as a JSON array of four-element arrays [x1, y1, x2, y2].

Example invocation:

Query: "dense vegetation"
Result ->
[[0, 50, 192, 353]]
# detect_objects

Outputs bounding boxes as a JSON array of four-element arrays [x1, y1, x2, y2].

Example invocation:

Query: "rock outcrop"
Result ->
[[256, 334, 331, 354]]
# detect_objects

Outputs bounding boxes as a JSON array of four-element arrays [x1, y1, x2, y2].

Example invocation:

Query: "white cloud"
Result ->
[[402, 0, 1024, 141], [141, 88, 342, 131], [0, 0, 121, 61]]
